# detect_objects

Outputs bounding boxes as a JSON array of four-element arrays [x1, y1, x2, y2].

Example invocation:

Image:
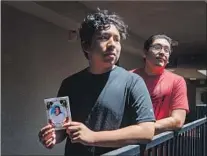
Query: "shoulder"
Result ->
[[116, 66, 143, 81], [164, 70, 186, 82], [164, 70, 187, 89], [129, 68, 142, 74], [115, 67, 146, 91], [59, 113, 65, 117], [60, 68, 88, 86]]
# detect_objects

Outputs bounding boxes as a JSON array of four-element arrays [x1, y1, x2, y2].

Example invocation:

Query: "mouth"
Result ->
[[156, 57, 166, 62], [103, 52, 116, 57], [102, 53, 116, 62]]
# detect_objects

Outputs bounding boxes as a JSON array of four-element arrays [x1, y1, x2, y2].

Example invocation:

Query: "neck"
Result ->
[[89, 63, 116, 74], [144, 64, 164, 76]]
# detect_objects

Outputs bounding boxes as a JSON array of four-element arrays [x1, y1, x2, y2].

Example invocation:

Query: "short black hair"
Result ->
[[79, 8, 128, 59], [144, 34, 175, 52], [55, 106, 61, 111]]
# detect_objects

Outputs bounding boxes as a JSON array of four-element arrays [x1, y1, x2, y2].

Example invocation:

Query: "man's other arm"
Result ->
[[155, 77, 189, 134]]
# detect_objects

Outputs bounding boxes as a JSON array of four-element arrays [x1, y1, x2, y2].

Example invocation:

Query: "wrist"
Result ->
[[90, 131, 98, 146], [155, 123, 163, 134], [155, 123, 161, 129]]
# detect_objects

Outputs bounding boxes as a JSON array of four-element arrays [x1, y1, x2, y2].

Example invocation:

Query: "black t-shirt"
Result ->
[[57, 66, 155, 156]]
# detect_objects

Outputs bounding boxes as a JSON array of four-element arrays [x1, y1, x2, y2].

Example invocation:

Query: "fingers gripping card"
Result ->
[[44, 96, 71, 130]]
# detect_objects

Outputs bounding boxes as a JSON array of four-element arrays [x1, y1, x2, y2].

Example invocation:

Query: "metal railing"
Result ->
[[102, 117, 207, 156]]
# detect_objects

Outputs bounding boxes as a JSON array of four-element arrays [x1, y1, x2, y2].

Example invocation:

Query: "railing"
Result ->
[[102, 117, 207, 156]]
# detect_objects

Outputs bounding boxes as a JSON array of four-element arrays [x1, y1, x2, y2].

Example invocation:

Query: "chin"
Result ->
[[102, 61, 116, 69], [155, 64, 164, 67], [104, 58, 117, 64], [154, 64, 167, 71], [155, 61, 166, 67], [104, 62, 115, 67]]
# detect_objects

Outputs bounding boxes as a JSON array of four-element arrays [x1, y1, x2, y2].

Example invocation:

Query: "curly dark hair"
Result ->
[[144, 34, 176, 53], [79, 8, 128, 59]]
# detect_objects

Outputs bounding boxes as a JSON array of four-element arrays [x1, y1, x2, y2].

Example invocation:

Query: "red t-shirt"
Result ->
[[131, 68, 189, 120]]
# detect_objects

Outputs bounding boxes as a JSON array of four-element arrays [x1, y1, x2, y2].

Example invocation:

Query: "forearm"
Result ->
[[92, 122, 154, 147], [55, 129, 67, 144], [155, 117, 183, 134]]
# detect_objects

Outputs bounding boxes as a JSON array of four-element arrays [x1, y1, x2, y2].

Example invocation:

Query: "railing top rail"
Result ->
[[146, 131, 174, 149], [101, 145, 140, 156], [177, 117, 207, 134], [196, 104, 207, 107]]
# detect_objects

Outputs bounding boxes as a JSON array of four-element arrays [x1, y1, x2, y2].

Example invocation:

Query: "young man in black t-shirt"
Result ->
[[38, 9, 155, 156]]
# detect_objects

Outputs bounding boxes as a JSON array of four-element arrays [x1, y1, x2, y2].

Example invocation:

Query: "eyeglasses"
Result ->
[[150, 44, 171, 54]]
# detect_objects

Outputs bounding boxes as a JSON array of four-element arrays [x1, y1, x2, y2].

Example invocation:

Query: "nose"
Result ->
[[107, 37, 115, 47], [160, 47, 165, 53], [159, 47, 165, 56]]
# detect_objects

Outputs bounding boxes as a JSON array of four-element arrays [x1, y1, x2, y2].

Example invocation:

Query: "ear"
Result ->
[[142, 49, 147, 58], [81, 41, 90, 53]]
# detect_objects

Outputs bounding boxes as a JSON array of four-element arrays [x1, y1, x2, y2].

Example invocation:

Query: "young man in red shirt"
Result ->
[[131, 34, 189, 134]]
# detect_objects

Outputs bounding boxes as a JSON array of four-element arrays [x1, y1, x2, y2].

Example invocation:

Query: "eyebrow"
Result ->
[[98, 31, 120, 36], [152, 43, 170, 47]]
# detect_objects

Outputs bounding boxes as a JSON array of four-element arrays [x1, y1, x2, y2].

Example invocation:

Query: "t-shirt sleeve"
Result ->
[[57, 80, 67, 97], [171, 77, 189, 113], [129, 76, 156, 123]]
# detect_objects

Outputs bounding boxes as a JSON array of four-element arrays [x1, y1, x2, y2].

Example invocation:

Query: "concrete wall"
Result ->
[[1, 4, 142, 155], [119, 52, 143, 70]]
